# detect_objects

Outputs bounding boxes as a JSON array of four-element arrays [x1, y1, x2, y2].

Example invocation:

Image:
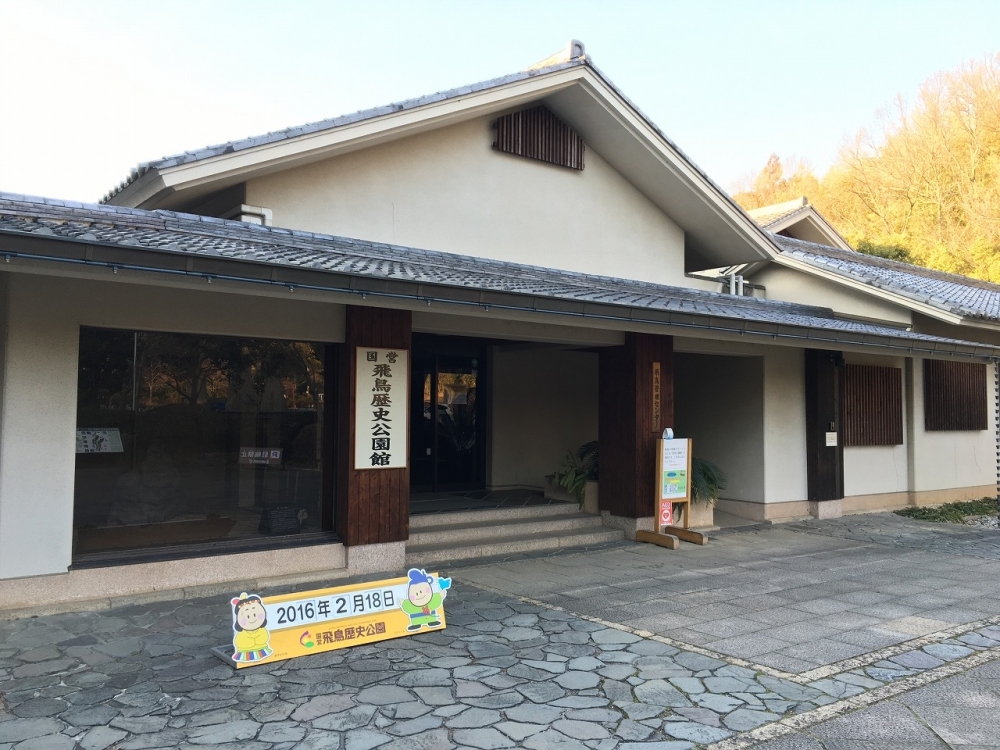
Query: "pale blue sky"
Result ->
[[2, 0, 998, 202]]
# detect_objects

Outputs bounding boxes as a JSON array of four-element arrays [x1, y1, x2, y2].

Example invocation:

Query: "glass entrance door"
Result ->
[[410, 337, 486, 491]]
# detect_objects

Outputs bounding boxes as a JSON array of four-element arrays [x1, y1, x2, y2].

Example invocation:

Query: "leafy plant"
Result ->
[[692, 457, 725, 506], [551, 441, 598, 505], [551, 442, 724, 508]]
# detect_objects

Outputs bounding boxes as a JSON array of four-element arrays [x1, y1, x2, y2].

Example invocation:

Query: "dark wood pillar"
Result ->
[[337, 306, 412, 546], [804, 349, 845, 502], [598, 333, 674, 518]]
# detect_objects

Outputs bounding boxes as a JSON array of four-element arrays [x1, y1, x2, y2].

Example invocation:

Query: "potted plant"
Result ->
[[548, 444, 724, 525], [689, 457, 725, 527], [549, 441, 599, 513]]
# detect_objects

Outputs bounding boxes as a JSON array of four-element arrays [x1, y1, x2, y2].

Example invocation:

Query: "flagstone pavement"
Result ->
[[2, 513, 1000, 749]]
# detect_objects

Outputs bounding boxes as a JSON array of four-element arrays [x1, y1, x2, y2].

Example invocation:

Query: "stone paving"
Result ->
[[786, 512, 1000, 560], [2, 513, 1000, 749], [749, 659, 1000, 749], [0, 580, 866, 750], [454, 517, 1000, 675]]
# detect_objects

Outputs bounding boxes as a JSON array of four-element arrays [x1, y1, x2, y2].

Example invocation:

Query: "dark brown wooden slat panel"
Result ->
[[924, 360, 987, 431], [493, 106, 585, 170], [844, 365, 903, 446]]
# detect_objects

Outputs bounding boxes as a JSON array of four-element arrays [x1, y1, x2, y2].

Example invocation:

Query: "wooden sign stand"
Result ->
[[636, 430, 708, 549]]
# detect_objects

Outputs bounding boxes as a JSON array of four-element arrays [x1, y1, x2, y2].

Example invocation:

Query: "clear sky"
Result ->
[[2, 0, 998, 203]]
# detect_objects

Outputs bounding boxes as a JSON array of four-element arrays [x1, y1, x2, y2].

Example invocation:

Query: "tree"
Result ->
[[732, 154, 822, 210], [733, 54, 1000, 281]]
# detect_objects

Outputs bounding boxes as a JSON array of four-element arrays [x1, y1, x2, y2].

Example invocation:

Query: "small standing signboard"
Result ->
[[214, 568, 451, 668], [637, 431, 708, 549], [657, 436, 691, 531]]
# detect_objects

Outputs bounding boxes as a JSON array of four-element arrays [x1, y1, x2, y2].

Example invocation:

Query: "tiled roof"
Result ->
[[0, 193, 990, 357], [747, 199, 811, 228], [102, 60, 586, 203], [774, 234, 1000, 324], [101, 58, 749, 236]]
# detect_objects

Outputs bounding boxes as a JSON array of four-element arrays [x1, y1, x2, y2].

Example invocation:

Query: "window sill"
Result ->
[[70, 531, 341, 569]]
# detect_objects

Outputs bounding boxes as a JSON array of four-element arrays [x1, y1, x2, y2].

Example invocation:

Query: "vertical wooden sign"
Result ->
[[652, 362, 661, 432]]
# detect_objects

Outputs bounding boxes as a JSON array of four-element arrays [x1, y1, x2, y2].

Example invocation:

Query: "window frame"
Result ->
[[71, 324, 340, 567]]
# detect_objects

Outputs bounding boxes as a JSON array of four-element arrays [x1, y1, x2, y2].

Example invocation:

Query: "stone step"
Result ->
[[404, 525, 625, 567], [409, 502, 581, 529], [409, 512, 604, 546]]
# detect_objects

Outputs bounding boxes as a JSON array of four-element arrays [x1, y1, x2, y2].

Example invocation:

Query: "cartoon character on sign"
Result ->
[[231, 592, 273, 663], [400, 568, 451, 631]]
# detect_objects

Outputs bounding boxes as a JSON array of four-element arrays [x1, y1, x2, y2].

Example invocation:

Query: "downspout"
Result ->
[[995, 360, 999, 520]]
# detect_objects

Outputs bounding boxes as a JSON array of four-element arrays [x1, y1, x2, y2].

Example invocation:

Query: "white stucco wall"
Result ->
[[489, 346, 598, 490], [754, 265, 912, 326], [246, 115, 689, 287], [674, 353, 766, 503], [0, 274, 80, 579], [843, 353, 909, 498], [910, 357, 996, 493], [0, 272, 346, 581], [762, 347, 809, 504]]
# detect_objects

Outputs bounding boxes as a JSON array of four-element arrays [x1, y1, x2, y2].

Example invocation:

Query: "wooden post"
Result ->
[[598, 333, 673, 518], [805, 349, 845, 502], [337, 306, 412, 547]]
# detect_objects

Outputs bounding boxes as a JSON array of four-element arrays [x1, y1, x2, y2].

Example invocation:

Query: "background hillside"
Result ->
[[732, 54, 1000, 281]]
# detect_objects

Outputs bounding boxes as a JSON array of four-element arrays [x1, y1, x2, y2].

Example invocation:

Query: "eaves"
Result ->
[[771, 252, 996, 329], [0, 230, 995, 361]]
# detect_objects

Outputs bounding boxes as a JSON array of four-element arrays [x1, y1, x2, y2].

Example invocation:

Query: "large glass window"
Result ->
[[73, 327, 333, 558]]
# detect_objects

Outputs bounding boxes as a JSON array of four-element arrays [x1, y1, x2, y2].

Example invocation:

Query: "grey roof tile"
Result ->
[[0, 192, 989, 356], [773, 234, 1000, 324], [749, 204, 809, 228]]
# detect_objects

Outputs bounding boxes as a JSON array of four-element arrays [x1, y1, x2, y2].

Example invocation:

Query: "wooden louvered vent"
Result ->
[[493, 106, 585, 170], [924, 360, 987, 431], [844, 365, 903, 446]]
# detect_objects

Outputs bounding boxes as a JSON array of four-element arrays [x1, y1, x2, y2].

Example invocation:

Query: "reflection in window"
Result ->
[[74, 328, 331, 556]]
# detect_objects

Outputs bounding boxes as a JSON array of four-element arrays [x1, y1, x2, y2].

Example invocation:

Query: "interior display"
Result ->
[[73, 327, 331, 556], [76, 428, 124, 453]]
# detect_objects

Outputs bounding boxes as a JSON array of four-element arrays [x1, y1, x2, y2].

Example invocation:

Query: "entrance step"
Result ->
[[405, 506, 624, 566], [410, 502, 585, 529]]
